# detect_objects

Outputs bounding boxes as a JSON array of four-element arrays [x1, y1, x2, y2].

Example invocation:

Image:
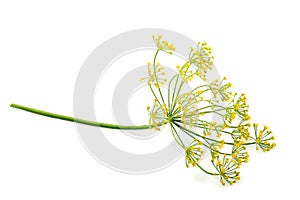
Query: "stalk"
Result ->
[[10, 104, 166, 130]]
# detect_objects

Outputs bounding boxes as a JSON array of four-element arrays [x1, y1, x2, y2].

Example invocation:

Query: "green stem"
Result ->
[[153, 50, 165, 104], [10, 104, 165, 130], [191, 156, 218, 176]]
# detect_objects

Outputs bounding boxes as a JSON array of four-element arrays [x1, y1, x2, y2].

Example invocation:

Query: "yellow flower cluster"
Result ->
[[212, 155, 240, 186], [232, 141, 249, 165], [253, 123, 276, 151], [140, 62, 167, 89], [174, 41, 215, 83], [223, 93, 250, 124], [144, 35, 275, 185], [176, 92, 199, 128], [185, 139, 204, 168], [189, 41, 214, 81], [152, 35, 175, 54], [208, 77, 233, 103], [148, 99, 167, 130], [235, 122, 251, 141]]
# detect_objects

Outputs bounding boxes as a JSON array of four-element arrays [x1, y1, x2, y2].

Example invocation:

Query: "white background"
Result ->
[[1, 0, 299, 199]]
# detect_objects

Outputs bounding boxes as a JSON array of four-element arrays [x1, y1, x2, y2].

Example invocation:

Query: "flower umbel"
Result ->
[[232, 141, 249, 165], [253, 123, 276, 152], [148, 99, 167, 130], [189, 41, 214, 81], [152, 35, 175, 54], [185, 139, 204, 168], [140, 62, 167, 88], [144, 35, 276, 185], [212, 155, 240, 185]]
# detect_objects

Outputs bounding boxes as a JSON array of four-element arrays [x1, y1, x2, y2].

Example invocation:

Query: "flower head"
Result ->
[[253, 124, 276, 152], [152, 35, 175, 54], [140, 62, 167, 88], [148, 99, 167, 130], [185, 139, 204, 168], [223, 93, 250, 124], [142, 35, 275, 185], [176, 92, 199, 128], [212, 155, 241, 185], [208, 77, 233, 103], [232, 141, 249, 165], [233, 93, 249, 120], [233, 122, 251, 141], [189, 41, 214, 81]]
